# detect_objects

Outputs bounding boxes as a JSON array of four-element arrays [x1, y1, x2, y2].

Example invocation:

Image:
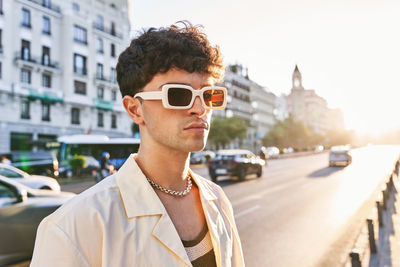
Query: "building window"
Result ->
[[42, 73, 51, 88], [21, 40, 30, 61], [21, 99, 30, 119], [41, 102, 50, 121], [0, 29, 3, 53], [72, 3, 79, 12], [73, 25, 87, 44], [111, 114, 117, 129], [111, 90, 117, 101], [110, 43, 116, 57], [71, 108, 80, 125], [21, 8, 31, 28], [0, 0, 3, 15], [96, 15, 104, 30], [42, 46, 50, 66], [97, 87, 104, 99], [0, 62, 2, 80], [42, 16, 51, 35], [110, 67, 116, 83], [97, 112, 104, 127], [73, 53, 87, 75], [111, 22, 116, 36], [42, 0, 51, 8], [96, 63, 103, 79], [20, 69, 31, 84], [96, 37, 103, 54], [74, 80, 86, 95]]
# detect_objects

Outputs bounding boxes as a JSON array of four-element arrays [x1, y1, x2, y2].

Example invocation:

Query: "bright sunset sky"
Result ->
[[129, 0, 400, 136]]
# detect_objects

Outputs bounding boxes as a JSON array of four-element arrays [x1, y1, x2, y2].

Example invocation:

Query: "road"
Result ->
[[61, 145, 400, 267]]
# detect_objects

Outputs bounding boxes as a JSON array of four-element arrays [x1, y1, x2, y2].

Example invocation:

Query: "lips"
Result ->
[[184, 121, 209, 130]]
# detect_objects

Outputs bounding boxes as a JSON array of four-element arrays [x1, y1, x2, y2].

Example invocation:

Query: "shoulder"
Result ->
[[46, 174, 120, 225]]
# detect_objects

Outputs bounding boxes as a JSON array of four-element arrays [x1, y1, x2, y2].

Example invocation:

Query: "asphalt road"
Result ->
[[61, 145, 400, 267]]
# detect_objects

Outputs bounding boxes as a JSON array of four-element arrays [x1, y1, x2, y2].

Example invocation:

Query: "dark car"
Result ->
[[0, 175, 75, 266], [1, 151, 59, 178], [208, 149, 265, 182]]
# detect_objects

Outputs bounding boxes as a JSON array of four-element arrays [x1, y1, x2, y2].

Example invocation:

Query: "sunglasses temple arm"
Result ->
[[134, 91, 163, 100]]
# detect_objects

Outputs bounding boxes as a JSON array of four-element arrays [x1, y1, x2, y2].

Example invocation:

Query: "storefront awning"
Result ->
[[94, 98, 114, 111], [28, 90, 63, 104]]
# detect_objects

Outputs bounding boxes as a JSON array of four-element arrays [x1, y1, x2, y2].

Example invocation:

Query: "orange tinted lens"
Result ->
[[203, 89, 225, 107]]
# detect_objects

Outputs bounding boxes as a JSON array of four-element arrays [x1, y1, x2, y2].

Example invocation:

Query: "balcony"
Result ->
[[92, 23, 122, 39], [94, 74, 117, 87], [94, 98, 113, 111], [14, 52, 60, 70], [25, 0, 61, 14], [74, 67, 87, 76]]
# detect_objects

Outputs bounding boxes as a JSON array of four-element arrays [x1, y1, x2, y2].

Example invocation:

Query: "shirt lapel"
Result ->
[[116, 154, 192, 266], [190, 170, 233, 267]]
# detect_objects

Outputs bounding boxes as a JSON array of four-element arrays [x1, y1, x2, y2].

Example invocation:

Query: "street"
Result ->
[[61, 145, 400, 267]]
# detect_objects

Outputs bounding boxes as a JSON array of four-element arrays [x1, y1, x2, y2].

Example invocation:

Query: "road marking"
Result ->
[[235, 205, 260, 218], [231, 179, 305, 206]]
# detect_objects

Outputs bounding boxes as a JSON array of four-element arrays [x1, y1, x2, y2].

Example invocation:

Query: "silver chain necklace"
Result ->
[[147, 175, 192, 197]]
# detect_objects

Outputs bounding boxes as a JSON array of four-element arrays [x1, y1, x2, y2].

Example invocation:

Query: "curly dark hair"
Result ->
[[116, 21, 225, 97]]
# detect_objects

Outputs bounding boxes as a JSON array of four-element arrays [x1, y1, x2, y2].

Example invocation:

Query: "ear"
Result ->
[[122, 96, 145, 125]]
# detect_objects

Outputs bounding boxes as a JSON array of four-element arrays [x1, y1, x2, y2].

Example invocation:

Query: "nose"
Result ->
[[188, 96, 207, 116]]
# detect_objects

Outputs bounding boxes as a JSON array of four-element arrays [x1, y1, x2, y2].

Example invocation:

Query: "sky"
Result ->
[[129, 0, 400, 136]]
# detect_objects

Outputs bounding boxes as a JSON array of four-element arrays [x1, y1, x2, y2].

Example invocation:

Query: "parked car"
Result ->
[[208, 149, 265, 182], [0, 163, 60, 192], [264, 146, 280, 158], [58, 155, 101, 178], [190, 151, 216, 165], [0, 176, 75, 266], [282, 147, 294, 154], [0, 151, 59, 178], [329, 145, 352, 166]]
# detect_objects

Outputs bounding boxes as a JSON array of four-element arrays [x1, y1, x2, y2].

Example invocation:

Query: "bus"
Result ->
[[47, 134, 140, 173]]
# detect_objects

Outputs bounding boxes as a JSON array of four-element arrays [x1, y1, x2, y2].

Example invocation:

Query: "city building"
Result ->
[[213, 64, 276, 152], [250, 81, 276, 151], [286, 65, 336, 135], [274, 94, 289, 122], [0, 0, 131, 153]]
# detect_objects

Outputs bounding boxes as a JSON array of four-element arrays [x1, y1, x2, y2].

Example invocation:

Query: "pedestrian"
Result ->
[[1, 155, 11, 165], [31, 21, 244, 267], [100, 151, 114, 178]]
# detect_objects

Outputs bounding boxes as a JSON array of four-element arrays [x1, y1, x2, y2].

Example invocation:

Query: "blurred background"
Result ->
[[1, 0, 400, 266]]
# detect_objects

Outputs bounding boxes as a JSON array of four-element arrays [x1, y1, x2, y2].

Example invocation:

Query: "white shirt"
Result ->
[[30, 154, 245, 267]]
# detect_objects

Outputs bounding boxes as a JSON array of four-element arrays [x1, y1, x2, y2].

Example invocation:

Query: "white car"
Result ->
[[265, 146, 280, 158], [329, 145, 352, 167], [0, 163, 60, 192]]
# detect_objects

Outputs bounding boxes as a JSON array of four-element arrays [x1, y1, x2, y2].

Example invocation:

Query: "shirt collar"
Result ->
[[116, 154, 217, 219]]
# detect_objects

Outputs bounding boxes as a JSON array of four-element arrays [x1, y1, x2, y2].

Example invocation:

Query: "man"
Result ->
[[31, 22, 244, 267]]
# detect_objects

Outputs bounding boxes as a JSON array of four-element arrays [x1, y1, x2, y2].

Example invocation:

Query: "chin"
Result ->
[[186, 140, 206, 152]]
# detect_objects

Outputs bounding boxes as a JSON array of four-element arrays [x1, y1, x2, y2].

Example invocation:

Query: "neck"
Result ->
[[135, 144, 191, 191]]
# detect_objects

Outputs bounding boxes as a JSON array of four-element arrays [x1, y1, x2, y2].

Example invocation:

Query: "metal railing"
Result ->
[[26, 0, 61, 13], [14, 52, 59, 69], [92, 23, 123, 39]]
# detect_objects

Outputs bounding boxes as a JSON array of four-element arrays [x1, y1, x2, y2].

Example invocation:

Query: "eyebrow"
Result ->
[[159, 83, 213, 89]]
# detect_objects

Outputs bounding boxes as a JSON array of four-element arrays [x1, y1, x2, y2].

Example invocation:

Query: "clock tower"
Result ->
[[292, 65, 304, 90]]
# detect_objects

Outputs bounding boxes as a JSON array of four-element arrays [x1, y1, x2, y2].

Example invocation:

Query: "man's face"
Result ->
[[139, 69, 214, 153]]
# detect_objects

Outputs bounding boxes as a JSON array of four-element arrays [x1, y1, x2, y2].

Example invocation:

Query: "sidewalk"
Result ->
[[349, 168, 400, 267], [368, 175, 400, 267]]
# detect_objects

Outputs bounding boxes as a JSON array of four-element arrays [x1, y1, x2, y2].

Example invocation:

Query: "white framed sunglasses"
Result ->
[[134, 84, 228, 110]]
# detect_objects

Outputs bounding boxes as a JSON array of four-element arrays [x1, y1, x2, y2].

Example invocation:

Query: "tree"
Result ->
[[208, 117, 247, 149], [262, 116, 313, 151], [68, 155, 87, 178]]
